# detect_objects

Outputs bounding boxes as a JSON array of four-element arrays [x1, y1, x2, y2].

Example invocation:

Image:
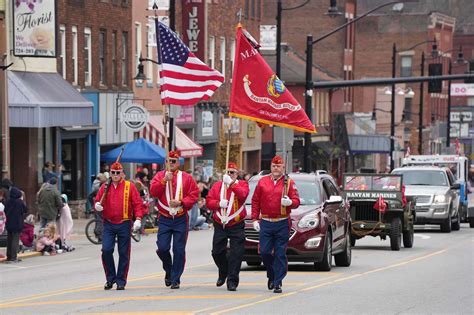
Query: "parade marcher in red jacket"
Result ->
[[206, 162, 250, 291], [150, 151, 199, 289], [251, 155, 300, 294], [95, 162, 144, 290]]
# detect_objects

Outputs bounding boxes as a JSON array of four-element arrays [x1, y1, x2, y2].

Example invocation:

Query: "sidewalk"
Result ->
[[0, 218, 158, 262]]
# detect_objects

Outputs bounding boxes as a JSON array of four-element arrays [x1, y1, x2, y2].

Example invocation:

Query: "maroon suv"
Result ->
[[243, 172, 352, 271]]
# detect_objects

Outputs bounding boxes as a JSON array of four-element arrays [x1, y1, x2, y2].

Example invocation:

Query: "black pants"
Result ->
[[212, 221, 245, 287], [6, 232, 20, 261]]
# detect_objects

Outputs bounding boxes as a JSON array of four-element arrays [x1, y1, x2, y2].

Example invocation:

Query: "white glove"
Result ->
[[219, 199, 229, 208], [0, 202, 4, 212], [133, 219, 141, 232], [253, 220, 260, 232], [281, 196, 292, 207], [95, 202, 103, 212], [223, 174, 232, 186]]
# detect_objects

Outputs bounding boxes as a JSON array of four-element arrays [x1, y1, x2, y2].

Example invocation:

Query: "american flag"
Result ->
[[155, 20, 224, 106]]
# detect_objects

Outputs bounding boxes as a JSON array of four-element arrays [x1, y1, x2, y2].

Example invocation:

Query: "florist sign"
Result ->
[[13, 0, 56, 57]]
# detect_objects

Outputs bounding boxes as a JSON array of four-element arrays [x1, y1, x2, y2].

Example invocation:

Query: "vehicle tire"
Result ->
[[402, 222, 414, 248], [85, 219, 102, 245], [246, 261, 262, 267], [469, 218, 474, 228], [334, 230, 351, 267], [350, 233, 356, 247], [390, 217, 401, 251], [440, 212, 452, 233], [314, 231, 332, 271], [451, 211, 461, 231]]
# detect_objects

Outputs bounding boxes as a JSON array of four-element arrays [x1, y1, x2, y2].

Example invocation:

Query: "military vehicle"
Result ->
[[342, 174, 414, 251]]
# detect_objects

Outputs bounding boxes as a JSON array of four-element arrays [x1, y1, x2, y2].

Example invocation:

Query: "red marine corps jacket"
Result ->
[[150, 169, 199, 218], [95, 179, 145, 224], [206, 180, 250, 227], [251, 175, 300, 220]]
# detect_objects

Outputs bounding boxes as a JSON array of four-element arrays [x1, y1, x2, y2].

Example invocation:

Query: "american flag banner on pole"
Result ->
[[155, 20, 224, 106]]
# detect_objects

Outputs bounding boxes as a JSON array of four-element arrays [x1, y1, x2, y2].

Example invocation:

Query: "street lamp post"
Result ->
[[390, 43, 396, 170], [447, 60, 452, 148], [304, 0, 409, 172], [418, 51, 424, 154]]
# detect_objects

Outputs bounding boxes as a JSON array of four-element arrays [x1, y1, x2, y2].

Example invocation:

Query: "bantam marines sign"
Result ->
[[13, 0, 56, 57], [345, 192, 399, 199]]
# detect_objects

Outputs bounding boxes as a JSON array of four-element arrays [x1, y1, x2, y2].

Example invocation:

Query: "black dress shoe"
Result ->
[[273, 285, 282, 293], [216, 278, 226, 287], [164, 273, 171, 287], [170, 283, 180, 289], [116, 284, 125, 290], [104, 282, 114, 290], [227, 284, 237, 291], [267, 279, 275, 290]]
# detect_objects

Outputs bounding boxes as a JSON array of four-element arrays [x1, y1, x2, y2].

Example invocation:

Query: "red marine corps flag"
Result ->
[[230, 25, 316, 133]]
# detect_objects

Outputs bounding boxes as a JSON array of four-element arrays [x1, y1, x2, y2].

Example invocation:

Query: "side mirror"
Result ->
[[326, 195, 343, 204], [451, 183, 461, 190]]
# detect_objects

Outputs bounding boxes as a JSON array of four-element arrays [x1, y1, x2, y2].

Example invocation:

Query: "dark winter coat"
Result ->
[[4, 187, 28, 233]]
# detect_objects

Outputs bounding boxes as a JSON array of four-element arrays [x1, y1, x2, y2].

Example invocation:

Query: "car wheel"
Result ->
[[451, 210, 461, 231], [314, 231, 332, 271], [350, 233, 356, 247], [390, 217, 401, 251], [246, 261, 262, 267], [402, 221, 414, 248], [440, 211, 452, 233], [335, 230, 351, 267]]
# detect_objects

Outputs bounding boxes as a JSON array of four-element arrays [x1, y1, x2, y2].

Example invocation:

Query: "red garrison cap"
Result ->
[[168, 151, 180, 159], [227, 162, 238, 170], [111, 162, 123, 170], [271, 155, 284, 165]]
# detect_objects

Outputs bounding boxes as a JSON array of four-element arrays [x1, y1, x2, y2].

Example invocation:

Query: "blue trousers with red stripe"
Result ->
[[156, 214, 188, 285], [259, 219, 290, 287], [101, 220, 132, 287]]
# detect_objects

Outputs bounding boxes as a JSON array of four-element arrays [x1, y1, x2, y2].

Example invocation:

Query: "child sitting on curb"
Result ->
[[20, 214, 35, 252], [36, 223, 59, 256]]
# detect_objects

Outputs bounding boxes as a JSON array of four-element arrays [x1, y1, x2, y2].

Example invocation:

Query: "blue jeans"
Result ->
[[189, 203, 206, 229]]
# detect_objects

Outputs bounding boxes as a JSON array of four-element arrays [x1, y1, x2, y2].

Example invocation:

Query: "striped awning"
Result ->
[[141, 115, 203, 158]]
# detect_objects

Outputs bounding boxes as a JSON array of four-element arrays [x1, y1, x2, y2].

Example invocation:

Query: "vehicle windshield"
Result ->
[[392, 170, 448, 186], [246, 179, 321, 205]]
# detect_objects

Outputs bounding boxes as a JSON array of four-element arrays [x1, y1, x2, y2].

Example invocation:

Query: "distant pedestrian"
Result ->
[[57, 194, 74, 251], [37, 177, 63, 229], [20, 214, 36, 251], [4, 186, 28, 263]]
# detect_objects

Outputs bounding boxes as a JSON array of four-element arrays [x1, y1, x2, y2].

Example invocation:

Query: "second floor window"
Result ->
[[99, 30, 106, 85], [59, 25, 66, 79], [112, 31, 117, 86], [220, 37, 226, 79], [208, 36, 215, 69], [84, 27, 92, 86], [400, 56, 412, 77], [122, 32, 128, 86], [72, 26, 78, 85]]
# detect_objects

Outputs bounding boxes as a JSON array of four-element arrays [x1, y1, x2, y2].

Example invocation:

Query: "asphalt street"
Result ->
[[0, 219, 473, 314]]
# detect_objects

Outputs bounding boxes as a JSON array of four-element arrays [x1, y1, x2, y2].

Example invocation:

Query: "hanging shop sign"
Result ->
[[13, 0, 57, 57], [121, 104, 149, 131]]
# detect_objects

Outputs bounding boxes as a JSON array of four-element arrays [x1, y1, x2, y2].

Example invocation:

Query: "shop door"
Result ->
[[62, 139, 86, 200]]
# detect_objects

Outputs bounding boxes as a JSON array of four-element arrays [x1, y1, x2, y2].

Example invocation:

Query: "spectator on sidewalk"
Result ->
[[36, 223, 59, 256], [5, 186, 28, 263], [189, 202, 208, 230], [37, 177, 63, 229], [20, 214, 35, 252], [57, 194, 74, 251]]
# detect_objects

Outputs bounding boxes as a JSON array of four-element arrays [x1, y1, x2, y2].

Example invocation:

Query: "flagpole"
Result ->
[[222, 111, 232, 228], [154, 4, 174, 200]]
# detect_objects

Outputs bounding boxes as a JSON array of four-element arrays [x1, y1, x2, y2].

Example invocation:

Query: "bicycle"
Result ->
[[85, 212, 141, 244]]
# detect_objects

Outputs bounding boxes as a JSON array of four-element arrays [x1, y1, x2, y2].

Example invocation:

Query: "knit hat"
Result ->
[[61, 194, 68, 204], [24, 214, 35, 225]]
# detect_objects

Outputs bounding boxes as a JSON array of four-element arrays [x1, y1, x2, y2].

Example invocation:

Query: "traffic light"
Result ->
[[428, 63, 442, 93]]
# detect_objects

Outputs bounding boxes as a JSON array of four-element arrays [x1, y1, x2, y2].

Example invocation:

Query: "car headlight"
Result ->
[[298, 213, 319, 229], [433, 195, 446, 203]]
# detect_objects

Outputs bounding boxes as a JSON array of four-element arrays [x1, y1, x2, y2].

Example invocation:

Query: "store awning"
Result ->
[[348, 135, 390, 154], [141, 115, 203, 158], [8, 71, 93, 128]]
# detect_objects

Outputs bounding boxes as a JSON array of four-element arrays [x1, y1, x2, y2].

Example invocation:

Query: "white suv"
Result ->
[[391, 166, 461, 232]]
